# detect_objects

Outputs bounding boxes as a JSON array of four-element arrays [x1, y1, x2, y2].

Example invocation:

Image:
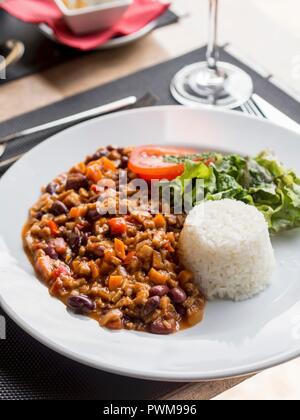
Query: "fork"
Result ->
[[240, 97, 267, 119], [0, 144, 5, 160], [0, 92, 158, 170]]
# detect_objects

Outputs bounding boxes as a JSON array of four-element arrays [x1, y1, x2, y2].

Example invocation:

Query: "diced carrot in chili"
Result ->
[[74, 162, 86, 174], [106, 319, 123, 330], [69, 206, 88, 219], [49, 278, 63, 296], [108, 275, 123, 291], [72, 260, 80, 273], [87, 158, 100, 167], [154, 214, 166, 229], [163, 242, 175, 253], [101, 157, 116, 171], [114, 238, 126, 260], [47, 220, 59, 236], [148, 268, 169, 285], [124, 251, 137, 265], [178, 270, 193, 286], [89, 260, 100, 279], [152, 250, 164, 269], [108, 218, 127, 235], [86, 165, 103, 183], [104, 249, 115, 263], [35, 256, 54, 282]]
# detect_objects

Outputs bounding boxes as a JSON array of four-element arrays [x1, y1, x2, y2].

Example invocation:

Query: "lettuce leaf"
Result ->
[[173, 150, 300, 234]]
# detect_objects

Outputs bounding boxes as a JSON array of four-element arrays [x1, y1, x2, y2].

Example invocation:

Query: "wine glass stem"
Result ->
[[206, 0, 219, 71]]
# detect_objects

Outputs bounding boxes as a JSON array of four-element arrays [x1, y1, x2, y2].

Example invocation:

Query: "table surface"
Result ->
[[1, 0, 300, 400]]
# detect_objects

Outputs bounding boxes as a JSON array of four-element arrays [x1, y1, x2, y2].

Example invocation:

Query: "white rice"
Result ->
[[178, 199, 275, 301]]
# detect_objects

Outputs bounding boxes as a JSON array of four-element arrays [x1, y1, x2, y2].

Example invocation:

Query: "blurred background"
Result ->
[[164, 0, 300, 95], [0, 0, 299, 122]]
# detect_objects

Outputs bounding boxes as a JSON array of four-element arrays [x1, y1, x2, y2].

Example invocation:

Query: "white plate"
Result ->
[[39, 20, 156, 50], [1, 107, 300, 382]]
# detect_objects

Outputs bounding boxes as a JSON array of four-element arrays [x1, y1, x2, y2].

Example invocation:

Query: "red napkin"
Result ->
[[1, 0, 170, 50]]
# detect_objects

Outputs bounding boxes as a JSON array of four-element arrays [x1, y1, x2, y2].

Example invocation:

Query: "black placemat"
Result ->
[[0, 8, 179, 85], [0, 46, 300, 400], [0, 313, 183, 400]]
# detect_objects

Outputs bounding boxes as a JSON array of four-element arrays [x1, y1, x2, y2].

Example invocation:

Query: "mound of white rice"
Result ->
[[178, 199, 275, 301]]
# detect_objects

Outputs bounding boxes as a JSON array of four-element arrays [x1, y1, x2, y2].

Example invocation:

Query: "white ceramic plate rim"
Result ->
[[1, 106, 300, 382], [2, 291, 300, 382]]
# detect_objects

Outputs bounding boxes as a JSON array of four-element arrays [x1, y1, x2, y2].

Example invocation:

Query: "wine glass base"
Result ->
[[171, 62, 253, 109]]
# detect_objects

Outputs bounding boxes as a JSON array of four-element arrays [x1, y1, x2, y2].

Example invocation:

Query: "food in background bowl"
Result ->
[[63, 0, 87, 9], [55, 0, 132, 35], [63, 0, 120, 9]]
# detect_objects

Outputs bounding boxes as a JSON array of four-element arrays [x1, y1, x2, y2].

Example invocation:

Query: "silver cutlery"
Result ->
[[0, 92, 158, 170], [0, 144, 5, 159], [240, 98, 266, 118], [0, 153, 23, 170], [0, 40, 25, 74], [241, 94, 300, 134], [0, 96, 137, 147]]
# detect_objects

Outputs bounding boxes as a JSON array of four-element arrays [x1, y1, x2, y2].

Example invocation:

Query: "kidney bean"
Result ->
[[35, 211, 44, 220], [149, 285, 169, 297], [120, 156, 129, 169], [87, 208, 101, 222], [46, 182, 58, 195], [87, 150, 108, 163], [150, 319, 177, 335], [68, 228, 82, 251], [81, 232, 89, 246], [107, 145, 115, 152], [79, 221, 92, 232], [92, 245, 105, 258], [169, 287, 187, 304], [66, 173, 89, 191], [67, 295, 96, 314], [142, 296, 160, 317], [50, 200, 68, 216], [175, 303, 186, 317], [45, 245, 58, 260]]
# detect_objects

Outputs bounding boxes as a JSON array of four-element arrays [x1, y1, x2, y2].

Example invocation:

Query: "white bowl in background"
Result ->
[[55, 0, 132, 35]]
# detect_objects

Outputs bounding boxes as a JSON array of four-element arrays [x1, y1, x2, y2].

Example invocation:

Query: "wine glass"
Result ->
[[171, 0, 253, 109]]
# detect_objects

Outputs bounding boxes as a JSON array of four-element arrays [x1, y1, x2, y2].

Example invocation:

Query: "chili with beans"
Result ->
[[23, 146, 205, 334]]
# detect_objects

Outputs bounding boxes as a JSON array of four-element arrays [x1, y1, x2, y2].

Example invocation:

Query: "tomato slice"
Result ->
[[128, 146, 199, 181]]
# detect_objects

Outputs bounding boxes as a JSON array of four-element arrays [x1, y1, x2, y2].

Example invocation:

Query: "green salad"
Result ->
[[165, 151, 300, 233]]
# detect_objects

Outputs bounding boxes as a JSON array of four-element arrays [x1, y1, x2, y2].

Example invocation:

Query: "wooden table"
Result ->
[[1, 0, 299, 401]]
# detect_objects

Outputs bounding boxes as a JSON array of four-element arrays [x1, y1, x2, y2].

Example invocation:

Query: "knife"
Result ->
[[0, 92, 158, 170], [252, 94, 300, 134], [0, 96, 138, 145]]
